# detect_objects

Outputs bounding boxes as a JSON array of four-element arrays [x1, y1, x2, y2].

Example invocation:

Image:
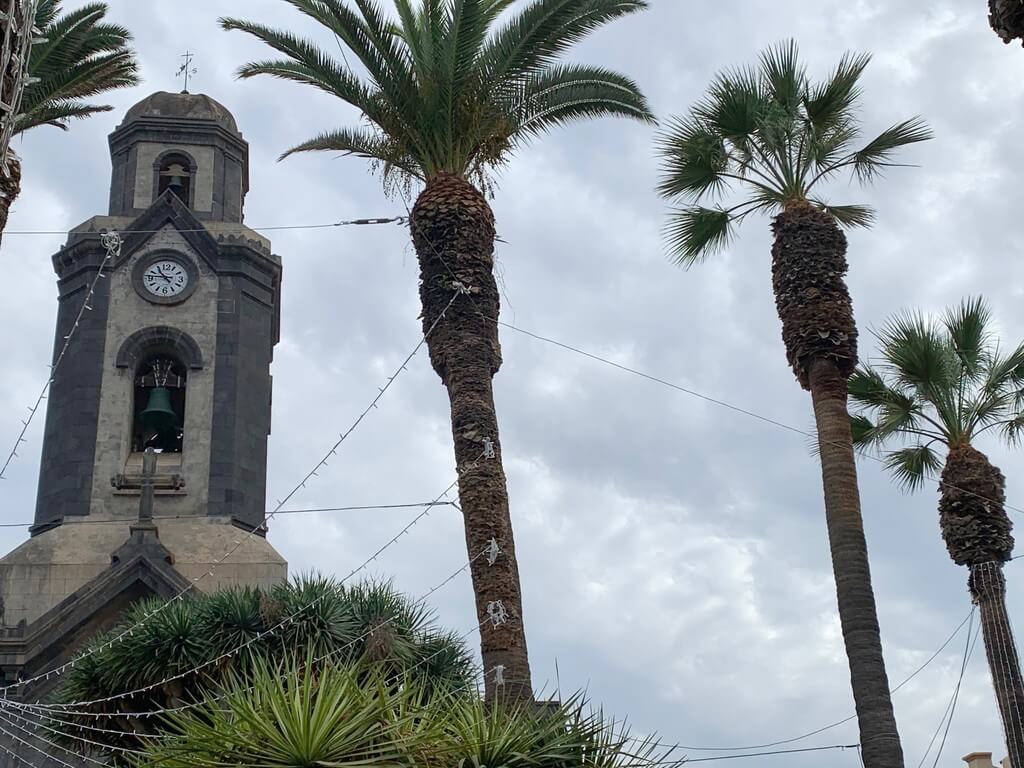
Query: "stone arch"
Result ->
[[116, 326, 204, 371], [151, 148, 199, 207]]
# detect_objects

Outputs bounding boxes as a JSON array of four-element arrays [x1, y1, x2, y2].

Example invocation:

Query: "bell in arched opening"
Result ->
[[132, 357, 186, 453], [157, 156, 192, 205]]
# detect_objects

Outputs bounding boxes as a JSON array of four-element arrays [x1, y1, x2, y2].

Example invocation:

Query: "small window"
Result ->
[[157, 155, 192, 205], [132, 356, 186, 453]]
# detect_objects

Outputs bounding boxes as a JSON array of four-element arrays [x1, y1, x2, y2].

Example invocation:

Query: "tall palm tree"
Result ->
[[655, 41, 930, 768], [850, 298, 1024, 766], [0, 0, 138, 246], [221, 0, 653, 701], [990, 0, 1024, 45]]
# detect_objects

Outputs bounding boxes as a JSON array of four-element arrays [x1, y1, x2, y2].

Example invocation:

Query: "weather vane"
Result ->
[[176, 51, 197, 93]]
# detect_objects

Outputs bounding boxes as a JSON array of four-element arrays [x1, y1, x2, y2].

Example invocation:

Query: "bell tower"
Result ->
[[0, 91, 287, 692]]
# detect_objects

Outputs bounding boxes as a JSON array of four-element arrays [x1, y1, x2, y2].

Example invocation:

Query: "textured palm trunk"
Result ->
[[409, 172, 532, 702], [990, 0, 1024, 45], [774, 203, 904, 768], [941, 446, 1023, 764], [0, 152, 20, 250]]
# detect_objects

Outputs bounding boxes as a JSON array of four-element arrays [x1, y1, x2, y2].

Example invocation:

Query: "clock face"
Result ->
[[142, 259, 190, 298]]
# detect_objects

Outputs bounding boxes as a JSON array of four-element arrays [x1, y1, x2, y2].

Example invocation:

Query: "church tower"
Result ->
[[0, 91, 287, 692]]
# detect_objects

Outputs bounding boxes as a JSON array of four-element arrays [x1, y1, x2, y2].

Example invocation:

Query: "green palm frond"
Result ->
[[16, 1, 138, 135], [883, 444, 943, 493], [662, 206, 734, 266], [221, 0, 652, 190], [849, 297, 1024, 492], [656, 39, 930, 263]]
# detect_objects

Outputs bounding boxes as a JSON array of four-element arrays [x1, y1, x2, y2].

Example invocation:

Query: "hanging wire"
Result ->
[[0, 231, 122, 482], [1, 215, 407, 236], [9, 447, 487, 715], [0, 501, 460, 529], [0, 291, 459, 695], [410, 224, 1024, 517]]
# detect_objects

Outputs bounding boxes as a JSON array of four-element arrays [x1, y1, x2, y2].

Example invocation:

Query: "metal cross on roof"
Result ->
[[176, 50, 197, 93]]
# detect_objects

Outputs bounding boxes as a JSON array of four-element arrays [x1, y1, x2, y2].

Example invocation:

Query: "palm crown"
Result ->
[[850, 297, 1024, 491], [16, 0, 139, 135], [220, 0, 653, 193], [655, 40, 931, 264]]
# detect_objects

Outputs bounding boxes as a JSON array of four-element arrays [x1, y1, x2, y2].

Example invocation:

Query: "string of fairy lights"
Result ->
[[0, 240, 462, 696], [0, 218, 1020, 763]]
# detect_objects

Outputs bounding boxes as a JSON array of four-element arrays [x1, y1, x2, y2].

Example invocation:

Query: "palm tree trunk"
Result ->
[[809, 358, 904, 768], [970, 562, 1024, 767], [409, 172, 532, 702], [0, 152, 21, 249], [990, 0, 1024, 45], [940, 446, 1021, 761], [773, 203, 903, 768]]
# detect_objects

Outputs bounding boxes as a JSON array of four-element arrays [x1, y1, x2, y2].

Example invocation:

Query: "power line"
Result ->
[[0, 215, 406, 236], [917, 618, 981, 768], [12, 447, 484, 714], [685, 744, 860, 763], [0, 501, 459, 529], [498, 318, 1024, 518], [615, 608, 976, 755], [0, 292, 459, 695], [410, 216, 1024, 519]]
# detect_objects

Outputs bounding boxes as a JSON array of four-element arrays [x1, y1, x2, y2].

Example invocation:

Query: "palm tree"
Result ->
[[221, 0, 653, 701], [989, 0, 1024, 45], [850, 297, 1024, 766], [655, 41, 930, 768], [0, 0, 139, 246]]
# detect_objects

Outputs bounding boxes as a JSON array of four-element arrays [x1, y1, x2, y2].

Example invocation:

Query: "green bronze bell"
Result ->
[[140, 387, 178, 433]]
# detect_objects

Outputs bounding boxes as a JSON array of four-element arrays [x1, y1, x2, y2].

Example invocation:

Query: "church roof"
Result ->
[[121, 90, 240, 134]]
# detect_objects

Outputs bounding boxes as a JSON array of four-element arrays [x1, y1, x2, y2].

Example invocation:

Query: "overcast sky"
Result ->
[[2, 1, 1024, 765]]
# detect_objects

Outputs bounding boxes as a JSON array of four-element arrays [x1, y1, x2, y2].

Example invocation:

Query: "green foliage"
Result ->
[[655, 39, 931, 264], [137, 660, 677, 768], [220, 0, 653, 193], [56, 576, 473, 761], [16, 0, 139, 135], [849, 297, 1024, 491]]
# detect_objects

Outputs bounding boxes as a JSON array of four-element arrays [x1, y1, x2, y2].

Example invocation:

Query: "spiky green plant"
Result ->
[[655, 40, 932, 768], [220, 0, 654, 700], [57, 576, 473, 762], [850, 297, 1024, 765], [0, 0, 138, 245], [137, 659, 677, 768]]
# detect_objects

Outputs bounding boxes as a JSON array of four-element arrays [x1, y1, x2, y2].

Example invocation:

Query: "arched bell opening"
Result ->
[[155, 152, 195, 207], [131, 355, 187, 454]]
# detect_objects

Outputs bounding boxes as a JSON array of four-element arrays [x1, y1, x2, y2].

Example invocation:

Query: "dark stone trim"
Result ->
[[130, 248, 199, 305], [115, 326, 204, 371]]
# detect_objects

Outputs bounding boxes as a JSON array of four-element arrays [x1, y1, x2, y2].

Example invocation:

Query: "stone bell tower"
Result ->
[[0, 91, 287, 693]]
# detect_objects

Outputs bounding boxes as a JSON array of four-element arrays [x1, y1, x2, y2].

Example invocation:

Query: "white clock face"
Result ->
[[142, 259, 189, 298]]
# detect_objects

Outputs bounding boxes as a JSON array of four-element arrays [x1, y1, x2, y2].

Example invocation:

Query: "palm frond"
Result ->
[[663, 206, 736, 266], [883, 444, 942, 493], [804, 51, 869, 134], [17, 1, 138, 136], [815, 202, 875, 228], [655, 116, 729, 201], [479, 0, 648, 92], [225, 0, 649, 187], [847, 117, 932, 183], [852, 300, 1024, 495], [758, 39, 804, 111], [657, 40, 929, 263]]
